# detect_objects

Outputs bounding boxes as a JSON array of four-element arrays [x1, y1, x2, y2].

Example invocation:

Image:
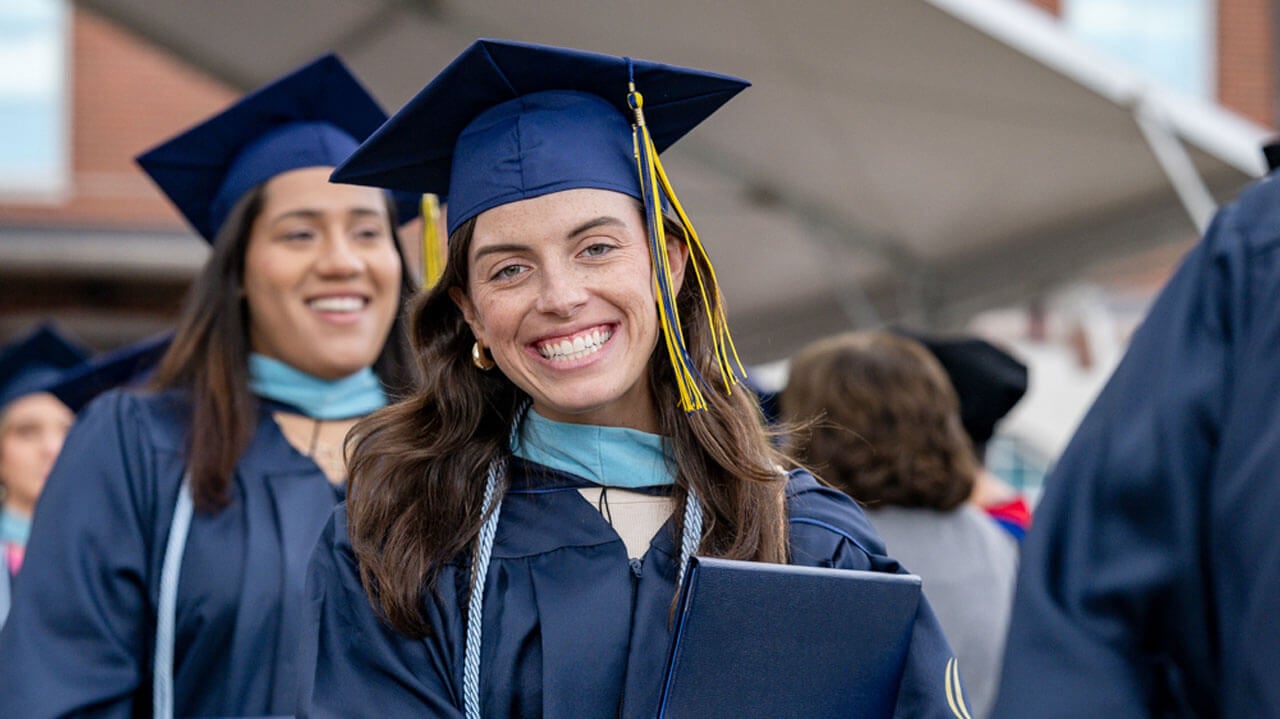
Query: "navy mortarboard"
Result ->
[[136, 53, 419, 244], [47, 333, 171, 413], [910, 334, 1028, 453], [332, 38, 748, 411], [1263, 137, 1280, 172], [0, 325, 91, 410]]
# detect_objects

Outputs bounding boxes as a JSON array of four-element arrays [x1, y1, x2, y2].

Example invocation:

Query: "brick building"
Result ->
[[0, 5, 234, 347], [1027, 0, 1275, 129]]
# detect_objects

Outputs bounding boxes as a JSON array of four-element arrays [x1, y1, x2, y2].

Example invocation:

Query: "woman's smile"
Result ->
[[305, 292, 372, 326], [532, 324, 616, 363]]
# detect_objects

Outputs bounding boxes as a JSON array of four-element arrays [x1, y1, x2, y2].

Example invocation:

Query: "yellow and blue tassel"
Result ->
[[626, 61, 747, 412]]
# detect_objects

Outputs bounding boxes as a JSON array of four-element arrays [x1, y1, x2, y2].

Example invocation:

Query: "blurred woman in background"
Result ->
[[0, 325, 85, 629], [781, 331, 1017, 719], [0, 54, 417, 718]]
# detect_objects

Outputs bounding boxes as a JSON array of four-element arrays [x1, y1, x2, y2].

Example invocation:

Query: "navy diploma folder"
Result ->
[[655, 557, 922, 719]]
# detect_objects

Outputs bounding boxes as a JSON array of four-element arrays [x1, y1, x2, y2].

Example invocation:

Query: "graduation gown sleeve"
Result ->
[[787, 474, 969, 719], [0, 390, 173, 718], [299, 504, 465, 719], [992, 176, 1280, 717]]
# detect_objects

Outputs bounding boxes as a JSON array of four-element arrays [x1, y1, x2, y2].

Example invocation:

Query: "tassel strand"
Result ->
[[625, 63, 745, 412]]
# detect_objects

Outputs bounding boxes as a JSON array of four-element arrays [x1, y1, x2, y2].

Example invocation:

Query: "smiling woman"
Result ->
[[453, 189, 686, 431], [297, 39, 968, 719], [0, 55, 418, 718], [244, 167, 403, 382]]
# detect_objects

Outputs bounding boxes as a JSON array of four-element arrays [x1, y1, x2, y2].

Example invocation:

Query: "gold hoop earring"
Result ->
[[472, 340, 496, 371]]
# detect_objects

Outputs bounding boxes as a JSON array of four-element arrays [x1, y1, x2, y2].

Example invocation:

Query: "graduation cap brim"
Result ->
[[137, 54, 419, 242], [331, 38, 750, 199], [0, 324, 92, 409], [47, 333, 172, 413]]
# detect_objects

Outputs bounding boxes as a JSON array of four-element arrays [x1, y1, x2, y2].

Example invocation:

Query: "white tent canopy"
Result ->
[[71, 0, 1272, 362]]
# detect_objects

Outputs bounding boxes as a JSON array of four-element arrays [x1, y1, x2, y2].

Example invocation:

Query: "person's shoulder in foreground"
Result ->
[[992, 168, 1280, 718]]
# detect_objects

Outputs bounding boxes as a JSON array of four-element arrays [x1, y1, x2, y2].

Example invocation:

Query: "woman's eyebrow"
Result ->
[[268, 209, 323, 224], [567, 215, 624, 238], [267, 206, 384, 224], [473, 243, 531, 262], [472, 216, 626, 261]]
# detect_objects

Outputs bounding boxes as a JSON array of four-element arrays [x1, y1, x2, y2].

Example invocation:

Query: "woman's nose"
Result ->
[[534, 264, 589, 316], [315, 235, 364, 277]]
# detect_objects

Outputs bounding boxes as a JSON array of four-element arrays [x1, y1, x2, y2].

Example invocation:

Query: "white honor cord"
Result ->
[[154, 476, 195, 719], [0, 558, 10, 628], [461, 470, 703, 718], [462, 460, 503, 719], [677, 489, 703, 590]]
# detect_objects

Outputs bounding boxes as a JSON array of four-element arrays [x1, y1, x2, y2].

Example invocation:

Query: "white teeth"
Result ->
[[309, 296, 364, 312], [538, 327, 613, 361]]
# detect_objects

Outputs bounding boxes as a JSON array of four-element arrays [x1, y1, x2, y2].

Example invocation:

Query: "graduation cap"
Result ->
[[46, 333, 171, 413], [332, 38, 750, 411], [136, 53, 419, 244], [910, 334, 1028, 453], [0, 324, 92, 410], [1264, 138, 1280, 173]]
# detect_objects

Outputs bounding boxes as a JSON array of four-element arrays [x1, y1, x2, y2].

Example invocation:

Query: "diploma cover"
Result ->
[[656, 557, 922, 718]]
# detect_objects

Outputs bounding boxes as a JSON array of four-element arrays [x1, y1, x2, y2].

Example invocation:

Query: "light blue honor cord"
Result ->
[[154, 476, 195, 719], [0, 561, 10, 629], [151, 356, 385, 719]]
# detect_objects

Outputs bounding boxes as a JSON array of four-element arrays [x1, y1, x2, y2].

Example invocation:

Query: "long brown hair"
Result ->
[[779, 332, 978, 511], [149, 185, 417, 512], [346, 214, 791, 638]]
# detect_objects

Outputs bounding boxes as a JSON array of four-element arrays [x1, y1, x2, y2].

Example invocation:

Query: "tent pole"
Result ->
[[1132, 100, 1217, 233]]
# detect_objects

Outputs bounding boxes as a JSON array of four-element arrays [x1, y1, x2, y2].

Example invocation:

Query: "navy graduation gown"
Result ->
[[0, 388, 341, 717], [300, 458, 964, 718], [992, 174, 1280, 718]]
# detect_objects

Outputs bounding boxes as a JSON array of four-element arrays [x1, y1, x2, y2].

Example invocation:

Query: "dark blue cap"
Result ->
[[330, 39, 750, 236], [0, 324, 91, 410], [137, 53, 420, 243], [911, 334, 1028, 448], [46, 333, 171, 413]]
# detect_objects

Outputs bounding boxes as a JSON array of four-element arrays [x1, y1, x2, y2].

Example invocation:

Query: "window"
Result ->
[[1064, 0, 1215, 99], [0, 0, 68, 198]]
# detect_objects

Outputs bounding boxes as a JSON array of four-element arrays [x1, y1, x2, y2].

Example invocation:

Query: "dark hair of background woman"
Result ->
[[149, 187, 417, 512], [345, 215, 791, 638], [779, 332, 977, 512]]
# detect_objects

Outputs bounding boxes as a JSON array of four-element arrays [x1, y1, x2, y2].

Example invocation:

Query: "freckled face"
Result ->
[[453, 188, 688, 432], [242, 166, 402, 380]]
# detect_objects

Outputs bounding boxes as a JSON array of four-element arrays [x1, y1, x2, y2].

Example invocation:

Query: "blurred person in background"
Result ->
[[781, 331, 1017, 719], [0, 325, 87, 629], [0, 54, 418, 718], [991, 153, 1280, 717], [913, 334, 1033, 541], [0, 330, 171, 633]]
